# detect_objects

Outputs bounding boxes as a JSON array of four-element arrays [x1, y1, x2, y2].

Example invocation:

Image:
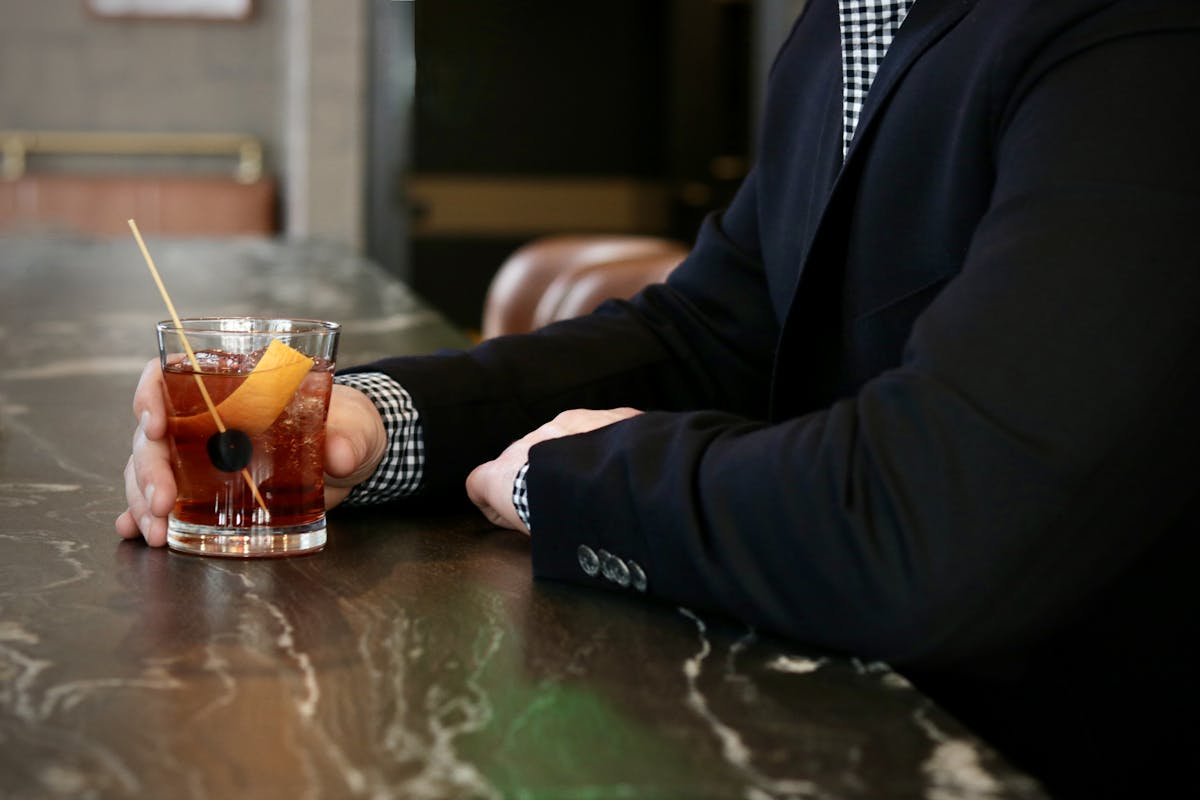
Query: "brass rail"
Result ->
[[0, 130, 263, 183]]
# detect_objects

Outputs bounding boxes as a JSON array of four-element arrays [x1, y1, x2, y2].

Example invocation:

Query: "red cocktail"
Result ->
[[157, 318, 340, 557]]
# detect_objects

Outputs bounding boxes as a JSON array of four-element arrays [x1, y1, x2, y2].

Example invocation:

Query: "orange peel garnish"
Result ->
[[170, 339, 314, 439]]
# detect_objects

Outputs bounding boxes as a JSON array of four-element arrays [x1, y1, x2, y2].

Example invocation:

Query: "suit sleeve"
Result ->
[[345, 168, 780, 501], [526, 24, 1200, 667]]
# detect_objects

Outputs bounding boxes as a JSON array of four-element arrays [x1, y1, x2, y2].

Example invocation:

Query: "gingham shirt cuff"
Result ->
[[332, 372, 424, 504], [513, 461, 532, 531]]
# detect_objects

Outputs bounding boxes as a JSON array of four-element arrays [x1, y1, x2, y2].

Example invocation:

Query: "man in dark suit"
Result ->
[[121, 0, 1200, 795]]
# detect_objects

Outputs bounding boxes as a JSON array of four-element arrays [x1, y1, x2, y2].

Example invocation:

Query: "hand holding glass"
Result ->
[[157, 317, 339, 557]]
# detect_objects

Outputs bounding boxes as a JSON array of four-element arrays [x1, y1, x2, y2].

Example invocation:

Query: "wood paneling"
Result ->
[[0, 175, 276, 236], [408, 175, 670, 237]]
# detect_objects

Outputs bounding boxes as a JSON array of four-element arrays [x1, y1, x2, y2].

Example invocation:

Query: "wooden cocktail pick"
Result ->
[[127, 219, 270, 519]]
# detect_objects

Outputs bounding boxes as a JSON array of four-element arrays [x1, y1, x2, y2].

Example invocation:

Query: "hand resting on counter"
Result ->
[[115, 358, 641, 544]]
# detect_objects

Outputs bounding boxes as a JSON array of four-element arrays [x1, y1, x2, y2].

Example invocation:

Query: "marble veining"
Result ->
[[680, 608, 823, 800], [0, 529, 93, 594], [0, 238, 1048, 799], [851, 657, 915, 690], [913, 706, 1032, 800], [0, 401, 113, 486], [766, 654, 828, 675]]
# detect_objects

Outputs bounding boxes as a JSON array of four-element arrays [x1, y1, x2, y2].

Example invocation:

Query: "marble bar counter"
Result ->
[[0, 237, 1047, 799]]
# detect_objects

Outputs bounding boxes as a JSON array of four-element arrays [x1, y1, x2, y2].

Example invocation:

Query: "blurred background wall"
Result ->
[[385, 0, 807, 327], [0, 0, 365, 246], [0, 0, 807, 329]]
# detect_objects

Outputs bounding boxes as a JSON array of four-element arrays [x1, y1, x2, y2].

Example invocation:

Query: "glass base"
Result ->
[[167, 516, 326, 558]]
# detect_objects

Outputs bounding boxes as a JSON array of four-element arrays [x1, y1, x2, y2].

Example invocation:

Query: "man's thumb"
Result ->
[[323, 384, 387, 489], [324, 431, 364, 483]]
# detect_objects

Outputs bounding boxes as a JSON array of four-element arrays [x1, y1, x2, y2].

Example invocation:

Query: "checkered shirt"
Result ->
[[512, 462, 531, 529], [332, 372, 425, 505], [333, 372, 536, 530], [839, 0, 916, 156]]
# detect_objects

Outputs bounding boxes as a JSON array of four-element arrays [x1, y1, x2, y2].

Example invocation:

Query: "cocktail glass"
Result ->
[[156, 317, 340, 557]]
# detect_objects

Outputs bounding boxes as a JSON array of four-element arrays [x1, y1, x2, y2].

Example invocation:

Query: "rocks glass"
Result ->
[[156, 317, 339, 557]]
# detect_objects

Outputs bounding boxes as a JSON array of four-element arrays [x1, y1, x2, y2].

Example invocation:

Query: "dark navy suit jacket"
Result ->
[[355, 1, 1200, 793]]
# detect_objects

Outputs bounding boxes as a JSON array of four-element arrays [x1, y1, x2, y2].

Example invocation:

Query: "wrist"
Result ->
[[513, 461, 532, 531], [331, 371, 425, 503]]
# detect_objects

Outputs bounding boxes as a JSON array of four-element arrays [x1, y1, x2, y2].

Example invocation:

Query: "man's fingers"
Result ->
[[132, 358, 167, 439], [118, 368, 177, 547], [129, 434, 175, 514], [464, 462, 490, 509], [465, 462, 509, 529], [465, 439, 531, 534], [122, 440, 173, 547], [538, 407, 645, 440], [465, 408, 644, 535], [115, 509, 141, 540]]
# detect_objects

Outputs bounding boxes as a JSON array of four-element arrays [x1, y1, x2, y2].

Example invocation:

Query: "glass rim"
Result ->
[[156, 316, 340, 335]]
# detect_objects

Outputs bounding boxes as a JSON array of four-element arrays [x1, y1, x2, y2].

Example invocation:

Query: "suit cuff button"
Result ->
[[628, 560, 647, 592], [598, 549, 616, 581], [598, 550, 631, 587], [611, 556, 631, 588], [577, 544, 600, 577]]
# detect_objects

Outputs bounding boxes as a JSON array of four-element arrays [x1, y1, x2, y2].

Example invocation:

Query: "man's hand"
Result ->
[[115, 359, 175, 547], [115, 360, 388, 546], [465, 407, 643, 534], [322, 384, 388, 508]]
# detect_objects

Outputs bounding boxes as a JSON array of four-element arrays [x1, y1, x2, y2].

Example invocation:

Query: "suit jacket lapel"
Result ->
[[841, 0, 978, 167], [792, 0, 980, 295], [787, 0, 979, 296], [769, 0, 978, 418]]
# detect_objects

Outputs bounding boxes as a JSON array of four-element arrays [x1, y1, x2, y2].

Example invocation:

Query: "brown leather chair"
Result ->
[[482, 234, 688, 338]]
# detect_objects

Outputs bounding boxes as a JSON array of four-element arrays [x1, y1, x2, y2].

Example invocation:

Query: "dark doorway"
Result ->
[[367, 0, 756, 333]]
